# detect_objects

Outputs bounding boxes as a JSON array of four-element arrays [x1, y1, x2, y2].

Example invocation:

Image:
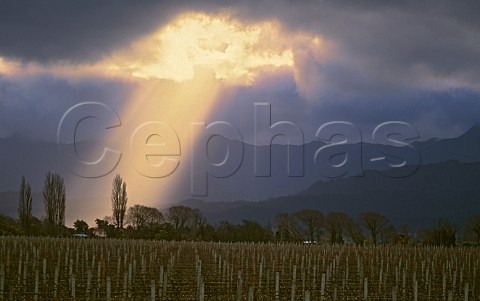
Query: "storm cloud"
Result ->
[[1, 0, 480, 141], [0, 74, 132, 140], [2, 1, 480, 81]]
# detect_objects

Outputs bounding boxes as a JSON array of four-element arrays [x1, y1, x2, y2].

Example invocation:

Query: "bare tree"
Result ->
[[295, 209, 324, 242], [43, 172, 66, 234], [346, 218, 365, 245], [379, 224, 397, 244], [421, 218, 457, 246], [166, 205, 194, 239], [465, 215, 480, 244], [111, 174, 127, 229], [275, 212, 304, 242], [325, 212, 349, 244], [275, 213, 291, 241], [360, 211, 390, 245], [191, 208, 207, 240], [126, 204, 163, 229], [18, 176, 33, 234]]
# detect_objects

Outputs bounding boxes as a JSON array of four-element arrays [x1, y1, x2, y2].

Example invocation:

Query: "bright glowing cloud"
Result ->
[[103, 13, 296, 84], [1, 13, 335, 98], [0, 57, 20, 75]]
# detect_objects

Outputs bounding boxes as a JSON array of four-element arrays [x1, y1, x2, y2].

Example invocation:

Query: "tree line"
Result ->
[[2, 172, 480, 246]]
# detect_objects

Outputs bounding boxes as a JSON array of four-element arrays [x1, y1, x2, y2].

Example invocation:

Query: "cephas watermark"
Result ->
[[57, 102, 421, 196]]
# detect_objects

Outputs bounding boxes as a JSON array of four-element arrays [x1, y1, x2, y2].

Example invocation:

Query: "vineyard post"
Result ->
[[442, 270, 447, 301], [158, 265, 163, 298], [265, 268, 270, 295], [34, 270, 39, 301], [42, 258, 46, 295], [363, 277, 368, 300], [320, 273, 326, 301], [72, 274, 76, 299], [54, 265, 59, 298], [414, 280, 418, 301], [453, 270, 457, 293], [304, 290, 310, 301], [86, 270, 92, 301], [197, 258, 202, 294], [106, 276, 111, 301], [162, 271, 168, 301], [122, 271, 128, 299], [199, 281, 205, 301], [345, 263, 348, 283], [236, 270, 243, 301], [16, 253, 21, 287], [22, 256, 27, 291], [259, 260, 263, 289], [151, 279, 156, 301], [291, 265, 296, 301], [379, 265, 383, 293], [69, 259, 73, 288], [248, 287, 254, 301], [96, 260, 101, 294], [275, 272, 280, 301], [427, 268, 431, 299], [116, 256, 121, 275], [301, 263, 306, 298], [0, 263, 5, 299], [128, 262, 133, 299]]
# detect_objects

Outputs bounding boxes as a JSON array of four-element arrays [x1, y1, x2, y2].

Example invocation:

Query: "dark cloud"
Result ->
[[305, 88, 480, 139], [2, 1, 480, 76], [0, 1, 181, 63], [226, 1, 480, 92], [0, 1, 243, 63], [1, 0, 480, 90], [1, 0, 480, 141], [211, 73, 480, 143], [0, 74, 132, 140]]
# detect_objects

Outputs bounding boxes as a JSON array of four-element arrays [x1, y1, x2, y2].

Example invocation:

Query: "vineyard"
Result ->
[[0, 237, 478, 300]]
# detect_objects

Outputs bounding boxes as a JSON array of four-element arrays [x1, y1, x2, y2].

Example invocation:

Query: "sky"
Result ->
[[1, 1, 480, 141], [1, 0, 480, 224]]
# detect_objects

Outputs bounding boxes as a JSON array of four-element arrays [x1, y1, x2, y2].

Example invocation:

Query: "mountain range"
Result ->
[[1, 125, 480, 228], [181, 160, 480, 229]]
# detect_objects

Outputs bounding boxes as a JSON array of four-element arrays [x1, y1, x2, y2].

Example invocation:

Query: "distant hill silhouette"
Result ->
[[1, 125, 480, 227], [170, 124, 480, 202], [414, 124, 480, 163], [180, 160, 480, 230]]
